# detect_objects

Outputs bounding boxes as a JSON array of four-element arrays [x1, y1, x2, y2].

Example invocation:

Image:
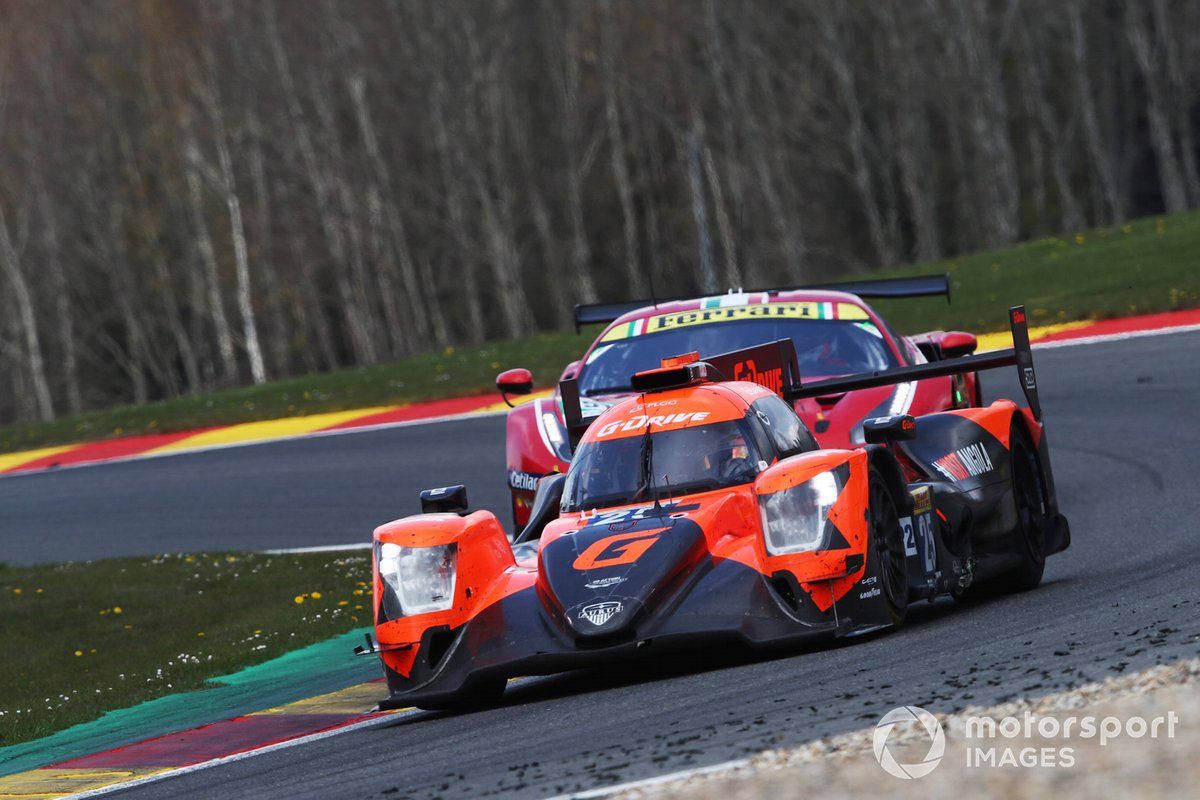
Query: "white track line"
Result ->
[[261, 543, 372, 555], [65, 710, 414, 799], [1029, 321, 1200, 349], [544, 758, 751, 800]]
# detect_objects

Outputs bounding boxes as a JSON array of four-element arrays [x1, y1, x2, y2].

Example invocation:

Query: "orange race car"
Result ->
[[358, 306, 1070, 710]]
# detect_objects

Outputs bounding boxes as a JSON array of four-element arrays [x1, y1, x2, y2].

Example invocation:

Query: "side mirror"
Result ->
[[940, 331, 978, 359], [862, 414, 917, 445], [558, 360, 581, 382], [496, 368, 533, 408], [420, 484, 469, 515]]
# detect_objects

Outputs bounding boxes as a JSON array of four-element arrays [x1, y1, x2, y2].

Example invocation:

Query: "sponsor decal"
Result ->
[[1023, 366, 1037, 390], [584, 576, 627, 589], [595, 411, 711, 438], [859, 587, 882, 600], [579, 397, 615, 416], [579, 502, 693, 528], [931, 443, 994, 482], [700, 292, 768, 309], [579, 601, 623, 626], [573, 530, 664, 570], [508, 469, 542, 492], [599, 302, 869, 341], [909, 485, 933, 516], [731, 358, 784, 396], [861, 575, 878, 586]]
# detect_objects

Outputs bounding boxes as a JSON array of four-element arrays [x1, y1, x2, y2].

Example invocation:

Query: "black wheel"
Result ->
[[868, 470, 908, 626], [1002, 423, 1048, 591]]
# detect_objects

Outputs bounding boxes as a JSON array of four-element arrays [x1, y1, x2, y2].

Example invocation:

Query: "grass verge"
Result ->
[[0, 551, 371, 747], [2, 210, 1198, 456]]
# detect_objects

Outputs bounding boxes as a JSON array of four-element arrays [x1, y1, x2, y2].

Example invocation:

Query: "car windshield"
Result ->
[[578, 319, 897, 396], [562, 419, 762, 511]]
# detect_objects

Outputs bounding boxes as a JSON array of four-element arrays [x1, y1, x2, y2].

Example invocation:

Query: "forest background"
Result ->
[[1, 0, 1198, 426]]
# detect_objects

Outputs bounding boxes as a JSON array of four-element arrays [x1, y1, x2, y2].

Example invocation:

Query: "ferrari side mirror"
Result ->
[[497, 368, 533, 407], [941, 331, 978, 359]]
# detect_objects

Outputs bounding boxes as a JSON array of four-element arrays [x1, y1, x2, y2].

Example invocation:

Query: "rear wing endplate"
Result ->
[[572, 273, 950, 331]]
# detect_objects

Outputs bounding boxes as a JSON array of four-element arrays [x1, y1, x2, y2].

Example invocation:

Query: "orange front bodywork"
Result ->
[[372, 511, 534, 678]]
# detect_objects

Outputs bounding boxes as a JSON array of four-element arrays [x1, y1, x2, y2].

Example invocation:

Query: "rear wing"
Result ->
[[563, 305, 1041, 442], [572, 273, 950, 331], [788, 305, 1042, 421], [561, 305, 1060, 535]]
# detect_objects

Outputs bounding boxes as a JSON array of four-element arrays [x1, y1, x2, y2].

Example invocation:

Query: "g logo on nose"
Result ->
[[573, 531, 662, 570]]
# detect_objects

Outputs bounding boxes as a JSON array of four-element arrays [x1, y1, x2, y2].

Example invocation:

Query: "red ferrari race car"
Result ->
[[497, 274, 982, 529], [358, 306, 1070, 711]]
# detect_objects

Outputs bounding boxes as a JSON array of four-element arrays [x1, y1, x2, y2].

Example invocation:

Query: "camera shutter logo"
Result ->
[[873, 706, 946, 779]]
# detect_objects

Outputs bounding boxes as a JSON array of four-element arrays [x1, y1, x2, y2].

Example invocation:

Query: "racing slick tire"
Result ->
[[868, 469, 908, 626], [998, 422, 1049, 592]]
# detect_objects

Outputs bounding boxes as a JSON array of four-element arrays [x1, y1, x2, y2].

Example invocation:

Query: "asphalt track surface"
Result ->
[[6, 331, 1200, 798]]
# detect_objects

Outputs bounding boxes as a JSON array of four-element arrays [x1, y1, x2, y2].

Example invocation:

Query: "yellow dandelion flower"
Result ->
[[294, 595, 305, 604], [311, 591, 322, 600], [1074, 233, 1085, 245], [113, 607, 122, 615], [338, 600, 350, 606], [12, 588, 21, 595], [197, 632, 205, 637], [74, 650, 83, 657]]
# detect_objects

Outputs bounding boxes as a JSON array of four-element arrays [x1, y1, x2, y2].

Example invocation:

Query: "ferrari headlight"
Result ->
[[759, 470, 842, 555], [377, 542, 457, 616], [538, 407, 572, 462]]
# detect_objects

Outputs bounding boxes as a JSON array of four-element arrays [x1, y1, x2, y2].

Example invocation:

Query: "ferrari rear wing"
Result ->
[[573, 273, 950, 331]]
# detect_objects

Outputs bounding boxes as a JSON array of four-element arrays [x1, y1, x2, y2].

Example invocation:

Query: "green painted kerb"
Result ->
[[0, 628, 380, 777]]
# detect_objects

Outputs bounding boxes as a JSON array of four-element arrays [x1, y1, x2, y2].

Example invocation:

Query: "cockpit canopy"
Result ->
[[561, 388, 818, 512]]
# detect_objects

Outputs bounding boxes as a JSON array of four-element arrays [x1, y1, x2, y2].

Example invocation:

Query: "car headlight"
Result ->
[[376, 542, 457, 616], [537, 405, 573, 462], [759, 470, 842, 555]]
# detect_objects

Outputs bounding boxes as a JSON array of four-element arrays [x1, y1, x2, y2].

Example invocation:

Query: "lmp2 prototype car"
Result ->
[[497, 274, 982, 529], [358, 306, 1070, 711]]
